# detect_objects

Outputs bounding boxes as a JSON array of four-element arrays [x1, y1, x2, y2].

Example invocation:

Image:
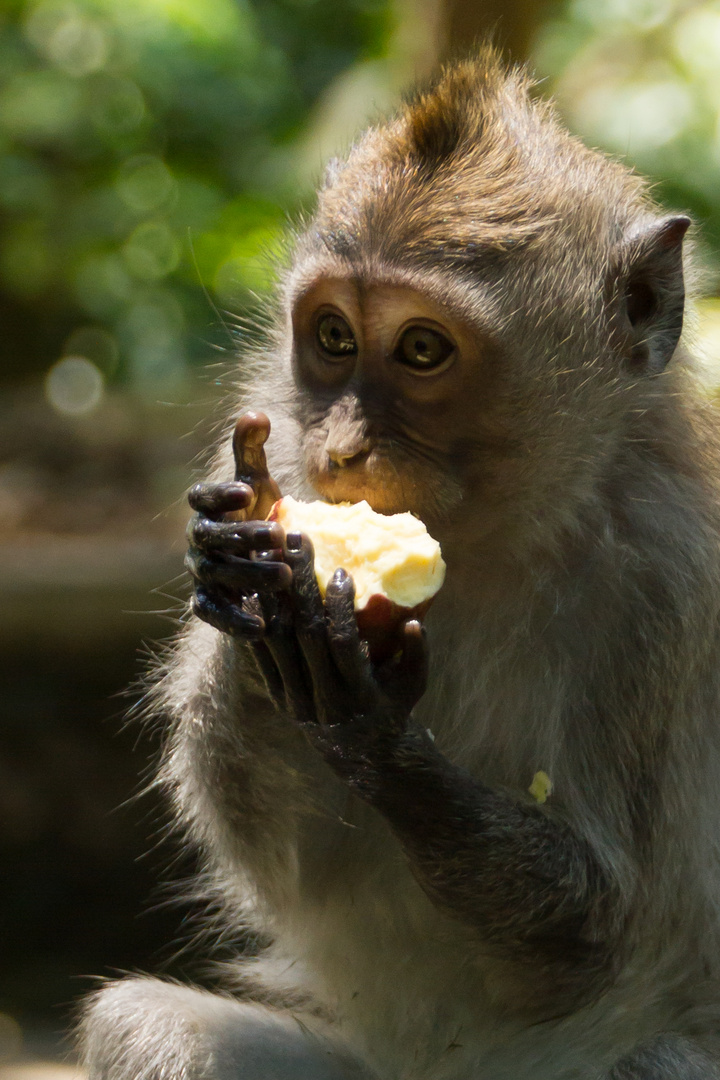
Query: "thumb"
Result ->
[[232, 411, 282, 519]]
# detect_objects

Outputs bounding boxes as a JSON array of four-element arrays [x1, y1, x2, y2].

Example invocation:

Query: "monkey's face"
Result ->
[[286, 255, 649, 551], [290, 277, 499, 526]]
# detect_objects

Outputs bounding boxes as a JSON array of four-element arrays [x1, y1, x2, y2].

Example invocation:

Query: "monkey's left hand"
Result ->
[[255, 531, 429, 773]]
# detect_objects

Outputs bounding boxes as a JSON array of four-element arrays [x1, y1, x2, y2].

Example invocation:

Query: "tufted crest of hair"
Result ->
[[310, 45, 650, 271]]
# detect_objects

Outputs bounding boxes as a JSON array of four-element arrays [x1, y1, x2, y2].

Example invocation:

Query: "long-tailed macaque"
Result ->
[[80, 49, 720, 1079]]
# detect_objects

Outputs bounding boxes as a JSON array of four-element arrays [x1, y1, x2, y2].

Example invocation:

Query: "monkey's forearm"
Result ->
[[329, 724, 620, 983]]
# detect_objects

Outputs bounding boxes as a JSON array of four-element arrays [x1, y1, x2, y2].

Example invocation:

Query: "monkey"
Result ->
[[79, 47, 720, 1080]]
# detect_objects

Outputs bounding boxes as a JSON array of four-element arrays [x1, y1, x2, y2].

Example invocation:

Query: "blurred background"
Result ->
[[2, 0, 720, 1073]]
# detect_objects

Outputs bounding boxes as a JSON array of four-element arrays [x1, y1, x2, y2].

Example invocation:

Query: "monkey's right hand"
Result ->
[[185, 412, 291, 639], [186, 484, 291, 638]]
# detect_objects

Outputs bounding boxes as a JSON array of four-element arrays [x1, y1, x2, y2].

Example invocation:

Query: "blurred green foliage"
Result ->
[[534, 0, 720, 261], [533, 0, 720, 382], [4, 0, 720, 403], [0, 0, 391, 392]]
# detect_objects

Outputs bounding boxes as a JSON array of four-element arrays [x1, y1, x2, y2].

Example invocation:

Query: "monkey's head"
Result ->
[[282, 48, 690, 555]]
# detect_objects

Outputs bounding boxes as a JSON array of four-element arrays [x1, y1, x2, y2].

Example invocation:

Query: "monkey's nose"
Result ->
[[327, 447, 371, 470]]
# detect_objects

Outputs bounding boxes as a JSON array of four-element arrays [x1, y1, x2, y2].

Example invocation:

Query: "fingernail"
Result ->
[[332, 567, 348, 584], [252, 525, 274, 546], [286, 531, 303, 551]]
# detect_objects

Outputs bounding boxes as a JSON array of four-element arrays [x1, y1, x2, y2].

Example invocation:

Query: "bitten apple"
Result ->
[[268, 497, 446, 659]]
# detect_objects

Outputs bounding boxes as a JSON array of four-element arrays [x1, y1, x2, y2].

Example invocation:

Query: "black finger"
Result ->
[[188, 516, 284, 554], [185, 549, 292, 592], [283, 533, 325, 627], [325, 569, 374, 696], [248, 553, 284, 630], [188, 481, 254, 520], [192, 588, 264, 639], [262, 599, 316, 722], [233, 412, 271, 481], [283, 533, 338, 694], [232, 412, 282, 519], [379, 620, 429, 711]]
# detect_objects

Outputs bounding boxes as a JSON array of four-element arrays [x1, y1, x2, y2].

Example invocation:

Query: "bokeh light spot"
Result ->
[[45, 356, 105, 416], [23, 1, 71, 53], [26, 2, 109, 76], [116, 156, 176, 214], [24, 0, 74, 48], [50, 15, 108, 76], [574, 78, 693, 153], [89, 76, 145, 135], [674, 9, 720, 85], [570, 0, 673, 30], [122, 221, 181, 280]]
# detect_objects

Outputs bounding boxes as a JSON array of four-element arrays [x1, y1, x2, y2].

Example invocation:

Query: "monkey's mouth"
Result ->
[[309, 461, 417, 517], [312, 466, 376, 505]]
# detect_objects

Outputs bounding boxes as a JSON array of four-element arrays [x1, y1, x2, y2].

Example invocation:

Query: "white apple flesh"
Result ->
[[268, 496, 446, 660]]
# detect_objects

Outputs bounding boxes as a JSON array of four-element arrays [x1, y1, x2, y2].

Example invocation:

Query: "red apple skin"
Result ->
[[356, 594, 432, 662]]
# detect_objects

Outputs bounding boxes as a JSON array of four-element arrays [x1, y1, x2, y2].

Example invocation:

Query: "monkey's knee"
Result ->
[[79, 976, 374, 1080], [605, 1034, 720, 1079], [80, 978, 215, 1080]]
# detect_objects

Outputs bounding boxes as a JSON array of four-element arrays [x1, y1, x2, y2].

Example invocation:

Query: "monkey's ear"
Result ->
[[616, 215, 690, 374]]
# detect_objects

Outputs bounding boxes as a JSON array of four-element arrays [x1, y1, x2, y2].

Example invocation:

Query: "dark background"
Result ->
[[2, 0, 720, 1067]]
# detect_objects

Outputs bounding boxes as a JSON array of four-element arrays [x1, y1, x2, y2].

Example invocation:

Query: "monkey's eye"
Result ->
[[316, 313, 357, 357], [396, 326, 454, 371]]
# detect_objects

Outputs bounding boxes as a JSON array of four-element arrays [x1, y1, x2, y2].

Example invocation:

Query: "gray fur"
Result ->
[[80, 977, 374, 1080], [80, 51, 720, 1079], [603, 1036, 720, 1079]]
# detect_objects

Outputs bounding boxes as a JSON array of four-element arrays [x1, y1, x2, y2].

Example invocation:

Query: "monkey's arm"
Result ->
[[245, 539, 622, 999], [185, 416, 621, 994], [335, 723, 616, 980]]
